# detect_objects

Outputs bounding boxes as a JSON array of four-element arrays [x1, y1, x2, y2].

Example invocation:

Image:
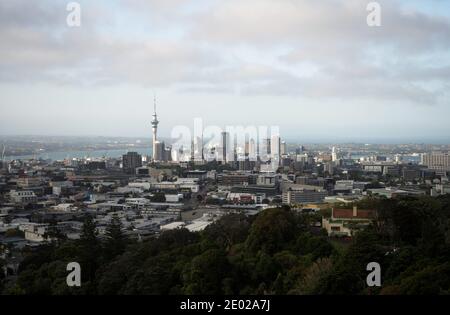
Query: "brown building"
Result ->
[[322, 206, 376, 237]]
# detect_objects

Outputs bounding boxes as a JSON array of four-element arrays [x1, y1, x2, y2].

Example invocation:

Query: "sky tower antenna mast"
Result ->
[[151, 93, 159, 161]]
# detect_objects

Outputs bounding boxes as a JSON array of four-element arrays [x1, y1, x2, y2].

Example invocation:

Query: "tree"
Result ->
[[298, 234, 335, 260], [104, 214, 128, 260], [246, 208, 298, 254], [10, 195, 450, 296], [78, 215, 101, 287], [253, 251, 279, 283], [4, 228, 24, 238], [290, 257, 333, 294], [394, 263, 450, 295], [316, 228, 386, 295], [43, 219, 67, 244], [203, 214, 250, 251], [151, 192, 166, 202], [182, 248, 230, 295], [0, 256, 5, 286], [3, 215, 12, 224]]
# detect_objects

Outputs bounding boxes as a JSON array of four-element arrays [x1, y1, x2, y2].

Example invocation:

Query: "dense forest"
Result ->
[[2, 195, 450, 295]]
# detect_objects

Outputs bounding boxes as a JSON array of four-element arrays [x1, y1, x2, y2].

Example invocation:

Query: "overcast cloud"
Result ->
[[0, 0, 449, 142]]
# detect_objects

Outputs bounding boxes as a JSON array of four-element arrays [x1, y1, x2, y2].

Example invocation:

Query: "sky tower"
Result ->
[[151, 95, 159, 161]]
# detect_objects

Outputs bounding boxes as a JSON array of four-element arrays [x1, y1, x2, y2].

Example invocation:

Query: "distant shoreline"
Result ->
[[5, 147, 153, 161]]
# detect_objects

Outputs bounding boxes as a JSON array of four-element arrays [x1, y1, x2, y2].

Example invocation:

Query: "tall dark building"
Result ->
[[221, 131, 230, 163], [295, 145, 306, 154], [122, 152, 142, 174]]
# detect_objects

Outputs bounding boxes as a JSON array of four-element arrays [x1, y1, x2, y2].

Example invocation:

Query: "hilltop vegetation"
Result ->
[[2, 195, 450, 295]]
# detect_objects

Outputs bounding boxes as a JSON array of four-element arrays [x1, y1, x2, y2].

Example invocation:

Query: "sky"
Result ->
[[0, 0, 450, 143]]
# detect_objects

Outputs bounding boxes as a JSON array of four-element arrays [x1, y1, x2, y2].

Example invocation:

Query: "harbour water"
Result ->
[[6, 149, 420, 163], [6, 148, 152, 161]]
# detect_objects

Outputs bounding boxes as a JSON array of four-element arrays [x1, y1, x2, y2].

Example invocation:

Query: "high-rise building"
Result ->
[[332, 146, 338, 162], [258, 138, 272, 163], [153, 141, 165, 162], [221, 131, 230, 163], [164, 145, 172, 162], [421, 152, 450, 172], [265, 138, 271, 155], [151, 96, 159, 161], [295, 145, 306, 154], [324, 161, 334, 175], [122, 152, 142, 174], [280, 141, 287, 155], [270, 135, 281, 167], [192, 135, 203, 162], [248, 138, 257, 161]]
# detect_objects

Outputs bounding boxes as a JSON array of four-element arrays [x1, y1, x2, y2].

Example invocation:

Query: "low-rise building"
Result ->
[[50, 203, 78, 212], [431, 184, 450, 196], [366, 187, 426, 198], [165, 193, 183, 203], [9, 190, 37, 204], [334, 180, 354, 193], [322, 207, 376, 237], [282, 188, 327, 204], [160, 221, 186, 231], [227, 192, 263, 204], [187, 170, 208, 181]]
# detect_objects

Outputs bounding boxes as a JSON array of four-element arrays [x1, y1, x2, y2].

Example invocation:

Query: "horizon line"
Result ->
[[1, 134, 450, 145]]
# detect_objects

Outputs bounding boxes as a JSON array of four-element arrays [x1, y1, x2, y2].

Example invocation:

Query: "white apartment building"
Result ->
[[9, 190, 37, 204], [421, 152, 450, 172]]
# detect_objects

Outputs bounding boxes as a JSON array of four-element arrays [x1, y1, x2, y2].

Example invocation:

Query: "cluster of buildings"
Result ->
[[0, 159, 229, 248], [2, 101, 450, 277]]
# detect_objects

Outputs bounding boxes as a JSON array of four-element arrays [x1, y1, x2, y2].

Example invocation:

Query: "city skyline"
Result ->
[[1, 0, 450, 141], [2, 0, 450, 301]]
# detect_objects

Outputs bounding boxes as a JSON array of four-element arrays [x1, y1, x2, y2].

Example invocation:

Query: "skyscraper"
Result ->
[[332, 146, 338, 162], [270, 135, 281, 167], [154, 141, 165, 162], [122, 152, 143, 174], [221, 131, 230, 163], [151, 95, 159, 161], [280, 141, 287, 155]]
